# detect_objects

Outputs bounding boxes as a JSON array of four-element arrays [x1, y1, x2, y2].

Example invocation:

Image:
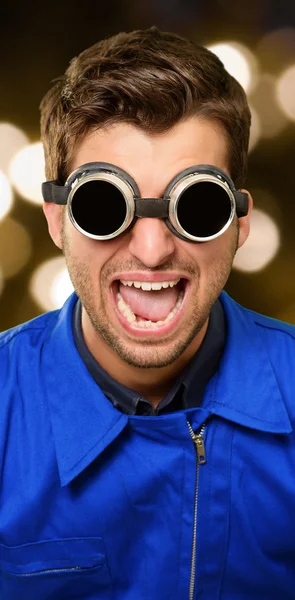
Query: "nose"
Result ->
[[128, 217, 176, 267]]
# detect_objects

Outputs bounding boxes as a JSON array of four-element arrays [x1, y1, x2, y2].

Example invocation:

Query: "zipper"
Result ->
[[187, 421, 207, 600]]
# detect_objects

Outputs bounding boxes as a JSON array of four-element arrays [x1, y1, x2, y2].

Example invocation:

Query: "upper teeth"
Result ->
[[120, 279, 180, 291]]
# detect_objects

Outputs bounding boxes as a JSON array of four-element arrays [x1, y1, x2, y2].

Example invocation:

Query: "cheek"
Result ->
[[64, 229, 126, 293], [186, 228, 237, 273], [207, 223, 238, 260], [64, 224, 111, 264]]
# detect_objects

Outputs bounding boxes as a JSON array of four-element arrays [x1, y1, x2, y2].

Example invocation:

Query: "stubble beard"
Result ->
[[62, 222, 239, 369]]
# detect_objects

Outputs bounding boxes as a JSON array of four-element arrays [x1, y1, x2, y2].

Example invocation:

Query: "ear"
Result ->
[[43, 202, 64, 250], [237, 190, 253, 249]]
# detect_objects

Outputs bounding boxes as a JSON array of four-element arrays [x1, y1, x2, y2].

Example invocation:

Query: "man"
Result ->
[[0, 26, 294, 600]]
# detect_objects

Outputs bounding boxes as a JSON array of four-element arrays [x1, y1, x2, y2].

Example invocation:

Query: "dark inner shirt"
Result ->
[[72, 298, 226, 415]]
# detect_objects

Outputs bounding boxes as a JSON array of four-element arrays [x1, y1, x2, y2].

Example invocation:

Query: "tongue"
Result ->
[[119, 283, 179, 321]]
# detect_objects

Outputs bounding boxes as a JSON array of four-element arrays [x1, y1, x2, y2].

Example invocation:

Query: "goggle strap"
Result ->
[[234, 191, 249, 217], [134, 197, 170, 218], [42, 181, 69, 205]]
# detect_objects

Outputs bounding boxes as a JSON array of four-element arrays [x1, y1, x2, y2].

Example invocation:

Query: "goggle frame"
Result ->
[[42, 162, 248, 243]]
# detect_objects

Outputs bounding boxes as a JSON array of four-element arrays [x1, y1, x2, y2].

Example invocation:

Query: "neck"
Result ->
[[81, 309, 208, 407]]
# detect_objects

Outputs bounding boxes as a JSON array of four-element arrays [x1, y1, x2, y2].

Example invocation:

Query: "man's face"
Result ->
[[44, 117, 251, 370]]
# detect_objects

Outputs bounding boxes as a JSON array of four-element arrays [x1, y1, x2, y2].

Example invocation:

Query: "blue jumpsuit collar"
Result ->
[[42, 292, 291, 486]]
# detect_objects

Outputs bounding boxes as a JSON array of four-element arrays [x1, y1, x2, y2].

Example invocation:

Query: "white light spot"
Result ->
[[30, 257, 74, 311], [276, 64, 295, 121], [9, 142, 45, 204], [0, 171, 13, 221], [0, 122, 29, 176], [207, 42, 259, 93], [233, 208, 280, 272], [51, 268, 74, 309]]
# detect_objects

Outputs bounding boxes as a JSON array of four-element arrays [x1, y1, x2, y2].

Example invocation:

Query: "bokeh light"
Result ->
[[250, 74, 288, 138], [30, 257, 74, 311], [0, 171, 14, 221], [0, 122, 29, 176], [207, 41, 259, 93], [9, 142, 45, 204], [233, 208, 280, 272], [0, 217, 32, 277], [276, 65, 295, 122]]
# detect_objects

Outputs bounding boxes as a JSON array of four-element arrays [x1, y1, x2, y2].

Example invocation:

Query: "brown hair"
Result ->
[[40, 27, 251, 188]]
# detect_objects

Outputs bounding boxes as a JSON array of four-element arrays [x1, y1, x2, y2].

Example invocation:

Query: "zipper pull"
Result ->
[[187, 422, 207, 465], [194, 434, 206, 465]]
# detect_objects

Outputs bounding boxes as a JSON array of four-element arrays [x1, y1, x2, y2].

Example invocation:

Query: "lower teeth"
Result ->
[[116, 290, 184, 329]]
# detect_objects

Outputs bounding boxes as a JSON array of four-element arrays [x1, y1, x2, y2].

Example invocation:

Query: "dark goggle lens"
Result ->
[[177, 181, 233, 238], [71, 180, 127, 236]]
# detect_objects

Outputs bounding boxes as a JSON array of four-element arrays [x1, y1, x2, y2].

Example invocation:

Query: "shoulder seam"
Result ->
[[254, 319, 295, 340], [0, 313, 57, 350]]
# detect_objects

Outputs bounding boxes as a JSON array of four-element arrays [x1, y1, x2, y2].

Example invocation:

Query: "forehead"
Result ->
[[70, 117, 229, 194]]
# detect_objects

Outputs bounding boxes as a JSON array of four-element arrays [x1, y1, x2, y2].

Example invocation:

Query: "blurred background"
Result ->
[[1, 0, 295, 331]]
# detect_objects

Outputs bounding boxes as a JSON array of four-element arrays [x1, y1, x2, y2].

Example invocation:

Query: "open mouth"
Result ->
[[110, 278, 188, 333]]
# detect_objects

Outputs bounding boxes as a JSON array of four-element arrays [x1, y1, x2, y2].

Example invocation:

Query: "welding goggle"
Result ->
[[42, 162, 248, 243]]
